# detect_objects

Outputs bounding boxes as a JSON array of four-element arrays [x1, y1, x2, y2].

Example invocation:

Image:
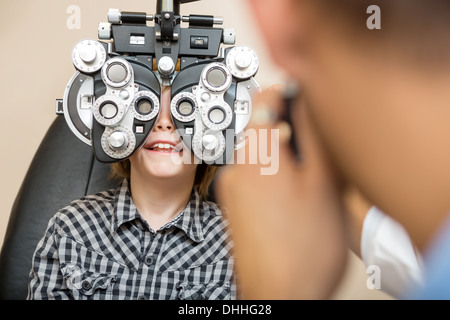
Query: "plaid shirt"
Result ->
[[27, 179, 236, 300]]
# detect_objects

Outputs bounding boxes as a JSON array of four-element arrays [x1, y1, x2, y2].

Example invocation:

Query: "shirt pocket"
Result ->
[[177, 281, 231, 300], [61, 264, 117, 300]]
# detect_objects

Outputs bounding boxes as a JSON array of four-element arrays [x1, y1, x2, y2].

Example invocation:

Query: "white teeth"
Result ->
[[149, 142, 181, 152], [152, 143, 172, 149]]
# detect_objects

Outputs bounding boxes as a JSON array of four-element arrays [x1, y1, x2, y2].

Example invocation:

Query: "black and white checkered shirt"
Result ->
[[27, 179, 236, 300]]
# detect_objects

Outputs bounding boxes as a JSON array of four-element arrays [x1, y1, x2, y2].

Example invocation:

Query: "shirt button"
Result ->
[[138, 295, 147, 300], [82, 280, 92, 291], [145, 255, 154, 266]]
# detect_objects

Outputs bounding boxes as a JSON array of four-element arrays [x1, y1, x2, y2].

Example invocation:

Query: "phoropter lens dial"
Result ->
[[201, 100, 233, 131], [93, 95, 126, 126], [101, 57, 133, 88], [171, 92, 198, 122], [201, 62, 232, 93], [131, 91, 160, 122]]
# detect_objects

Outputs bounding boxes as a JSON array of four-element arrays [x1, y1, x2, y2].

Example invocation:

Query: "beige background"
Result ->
[[0, 0, 391, 300]]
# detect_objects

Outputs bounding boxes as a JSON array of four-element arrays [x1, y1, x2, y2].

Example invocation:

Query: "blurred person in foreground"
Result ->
[[215, 0, 450, 299]]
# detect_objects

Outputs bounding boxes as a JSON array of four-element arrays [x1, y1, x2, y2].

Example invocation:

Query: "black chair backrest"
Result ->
[[0, 116, 119, 300]]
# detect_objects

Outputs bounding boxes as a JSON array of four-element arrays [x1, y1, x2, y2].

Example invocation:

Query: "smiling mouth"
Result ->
[[147, 142, 182, 153]]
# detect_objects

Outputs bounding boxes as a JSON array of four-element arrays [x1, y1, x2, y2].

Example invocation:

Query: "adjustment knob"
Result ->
[[235, 51, 252, 70], [226, 46, 259, 80], [158, 56, 175, 76], [108, 8, 122, 24], [193, 130, 226, 163], [98, 22, 112, 40], [108, 131, 128, 150], [101, 126, 136, 159], [79, 45, 97, 63], [202, 134, 219, 151], [223, 28, 236, 45], [72, 39, 107, 73]]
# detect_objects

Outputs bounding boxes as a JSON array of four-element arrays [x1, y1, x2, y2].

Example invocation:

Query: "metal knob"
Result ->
[[235, 51, 252, 70], [202, 134, 219, 151], [98, 22, 112, 40], [79, 45, 97, 64], [158, 56, 175, 76], [108, 131, 128, 150]]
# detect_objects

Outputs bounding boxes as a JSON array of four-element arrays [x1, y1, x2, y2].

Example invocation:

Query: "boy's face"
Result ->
[[129, 86, 197, 181]]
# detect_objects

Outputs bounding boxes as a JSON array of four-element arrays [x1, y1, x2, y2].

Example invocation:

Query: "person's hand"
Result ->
[[215, 85, 348, 299]]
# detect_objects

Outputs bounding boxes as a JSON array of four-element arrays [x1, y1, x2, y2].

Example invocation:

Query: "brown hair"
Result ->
[[110, 160, 220, 200], [309, 0, 450, 71]]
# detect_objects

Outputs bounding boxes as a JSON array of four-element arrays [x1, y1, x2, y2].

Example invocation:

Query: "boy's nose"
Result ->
[[154, 86, 174, 132]]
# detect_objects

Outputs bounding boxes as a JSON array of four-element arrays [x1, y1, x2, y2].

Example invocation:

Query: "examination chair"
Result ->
[[0, 116, 118, 300]]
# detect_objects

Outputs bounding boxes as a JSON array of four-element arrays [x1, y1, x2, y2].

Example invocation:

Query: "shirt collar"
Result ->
[[168, 189, 205, 243], [111, 179, 205, 243]]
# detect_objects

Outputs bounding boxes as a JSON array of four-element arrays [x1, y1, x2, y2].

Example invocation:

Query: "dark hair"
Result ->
[[310, 0, 450, 71]]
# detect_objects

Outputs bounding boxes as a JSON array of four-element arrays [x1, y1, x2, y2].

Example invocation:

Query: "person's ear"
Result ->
[[247, 0, 293, 51], [246, 0, 310, 81]]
